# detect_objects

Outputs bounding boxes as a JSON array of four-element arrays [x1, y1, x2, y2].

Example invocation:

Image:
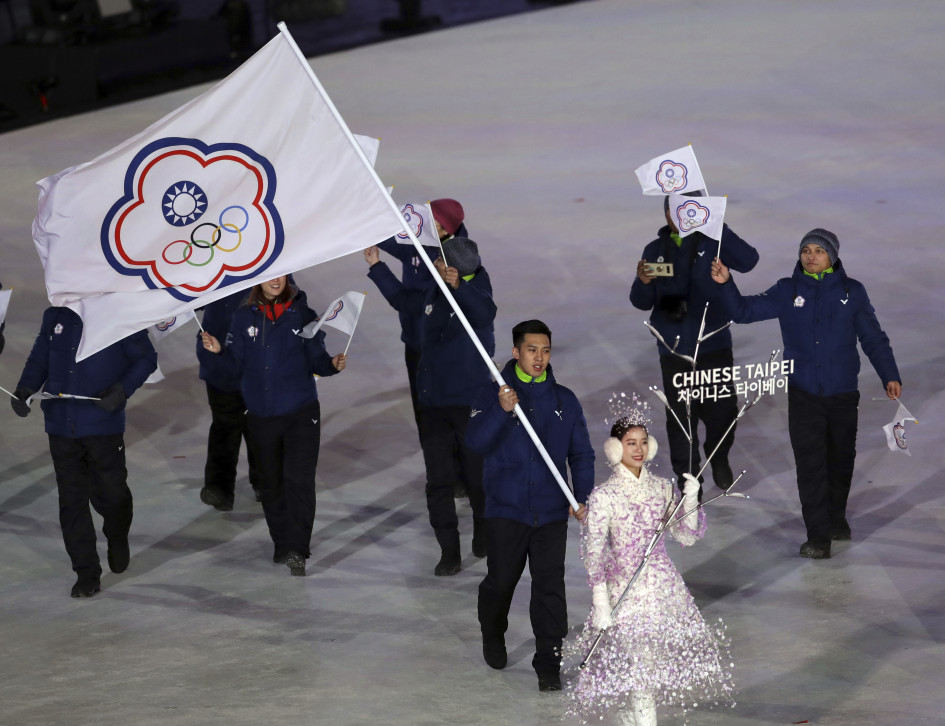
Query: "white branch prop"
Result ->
[[698, 320, 733, 344], [644, 322, 695, 365], [648, 385, 692, 442]]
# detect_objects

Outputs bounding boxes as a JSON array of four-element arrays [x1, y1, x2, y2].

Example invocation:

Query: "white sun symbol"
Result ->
[[163, 181, 208, 226]]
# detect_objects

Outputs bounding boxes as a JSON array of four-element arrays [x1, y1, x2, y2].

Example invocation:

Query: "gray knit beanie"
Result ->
[[799, 228, 840, 266], [442, 236, 480, 277]]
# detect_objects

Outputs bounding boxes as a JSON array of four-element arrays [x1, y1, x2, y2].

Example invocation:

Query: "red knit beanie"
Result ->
[[430, 198, 464, 236]]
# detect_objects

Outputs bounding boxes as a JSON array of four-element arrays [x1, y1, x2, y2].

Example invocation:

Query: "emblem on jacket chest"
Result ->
[[793, 296, 805, 308], [425, 304, 433, 316], [54, 323, 63, 335], [247, 325, 258, 338]]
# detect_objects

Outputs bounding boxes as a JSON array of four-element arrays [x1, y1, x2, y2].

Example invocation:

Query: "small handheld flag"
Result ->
[[668, 194, 727, 242], [634, 145, 707, 196], [882, 401, 917, 456], [394, 201, 440, 249], [296, 291, 366, 350]]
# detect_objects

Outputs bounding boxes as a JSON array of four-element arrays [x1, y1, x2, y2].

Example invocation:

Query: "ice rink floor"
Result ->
[[1, 1, 943, 724]]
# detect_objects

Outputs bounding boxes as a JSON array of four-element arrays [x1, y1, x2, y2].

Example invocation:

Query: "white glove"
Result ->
[[681, 473, 700, 528], [591, 583, 613, 630]]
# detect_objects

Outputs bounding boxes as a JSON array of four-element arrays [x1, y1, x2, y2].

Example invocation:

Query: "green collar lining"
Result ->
[[515, 364, 547, 384]]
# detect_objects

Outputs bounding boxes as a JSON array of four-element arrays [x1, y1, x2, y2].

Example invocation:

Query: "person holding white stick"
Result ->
[[467, 319, 594, 693], [710, 229, 901, 559], [630, 193, 758, 496], [567, 400, 734, 725], [10, 306, 157, 597], [199, 276, 346, 577], [364, 237, 495, 576]]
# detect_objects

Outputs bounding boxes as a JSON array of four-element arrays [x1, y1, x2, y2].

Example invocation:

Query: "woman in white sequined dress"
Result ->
[[567, 414, 734, 725]]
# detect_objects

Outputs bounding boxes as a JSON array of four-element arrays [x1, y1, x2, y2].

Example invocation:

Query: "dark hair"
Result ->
[[247, 278, 297, 308], [610, 418, 648, 440], [512, 319, 552, 349]]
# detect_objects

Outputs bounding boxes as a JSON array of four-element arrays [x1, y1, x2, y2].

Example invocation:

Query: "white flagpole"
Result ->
[[278, 23, 580, 510], [0, 384, 18, 399]]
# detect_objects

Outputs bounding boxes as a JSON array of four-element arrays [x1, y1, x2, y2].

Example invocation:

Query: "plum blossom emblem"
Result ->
[[656, 160, 689, 193], [675, 200, 710, 233], [396, 203, 427, 241], [101, 137, 284, 302]]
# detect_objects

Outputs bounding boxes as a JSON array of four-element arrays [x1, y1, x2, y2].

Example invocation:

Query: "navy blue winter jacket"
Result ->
[[466, 360, 595, 527], [17, 307, 157, 437], [198, 290, 339, 418], [375, 222, 468, 352], [713, 260, 900, 396], [195, 288, 249, 392], [367, 260, 495, 408], [630, 224, 758, 357]]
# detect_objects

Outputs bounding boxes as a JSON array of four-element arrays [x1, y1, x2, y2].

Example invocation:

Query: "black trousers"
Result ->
[[403, 347, 422, 439], [204, 383, 259, 498], [660, 348, 739, 488], [478, 518, 569, 675], [418, 405, 485, 549], [48, 433, 133, 578], [247, 400, 321, 557], [788, 386, 859, 543]]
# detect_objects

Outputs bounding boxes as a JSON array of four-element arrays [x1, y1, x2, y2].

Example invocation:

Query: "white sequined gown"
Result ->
[[566, 463, 734, 723]]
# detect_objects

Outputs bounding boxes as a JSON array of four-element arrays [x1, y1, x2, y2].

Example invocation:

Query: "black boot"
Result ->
[[200, 485, 234, 512], [799, 540, 831, 559], [71, 573, 101, 598], [106, 535, 130, 574], [537, 671, 562, 692], [482, 633, 507, 669], [711, 458, 734, 490], [434, 529, 461, 576]]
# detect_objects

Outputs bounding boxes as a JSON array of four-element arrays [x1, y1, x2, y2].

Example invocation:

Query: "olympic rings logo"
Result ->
[[162, 206, 249, 267]]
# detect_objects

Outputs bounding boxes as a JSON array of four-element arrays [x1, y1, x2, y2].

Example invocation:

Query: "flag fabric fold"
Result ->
[[668, 193, 727, 241], [882, 401, 917, 456], [634, 145, 707, 196], [33, 29, 402, 361]]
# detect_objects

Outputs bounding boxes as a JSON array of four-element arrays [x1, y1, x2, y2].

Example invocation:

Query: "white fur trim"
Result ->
[[603, 437, 623, 466], [646, 435, 658, 461]]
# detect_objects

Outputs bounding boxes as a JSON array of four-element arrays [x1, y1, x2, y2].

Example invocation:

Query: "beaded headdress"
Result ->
[[604, 392, 652, 430]]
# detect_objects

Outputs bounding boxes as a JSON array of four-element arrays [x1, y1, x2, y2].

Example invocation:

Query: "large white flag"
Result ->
[[634, 145, 707, 196], [297, 290, 365, 339], [0, 288, 11, 326], [668, 194, 727, 241], [33, 28, 402, 361], [882, 402, 917, 456]]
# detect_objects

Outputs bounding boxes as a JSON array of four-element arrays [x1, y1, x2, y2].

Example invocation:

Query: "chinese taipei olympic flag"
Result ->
[[33, 26, 402, 360]]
